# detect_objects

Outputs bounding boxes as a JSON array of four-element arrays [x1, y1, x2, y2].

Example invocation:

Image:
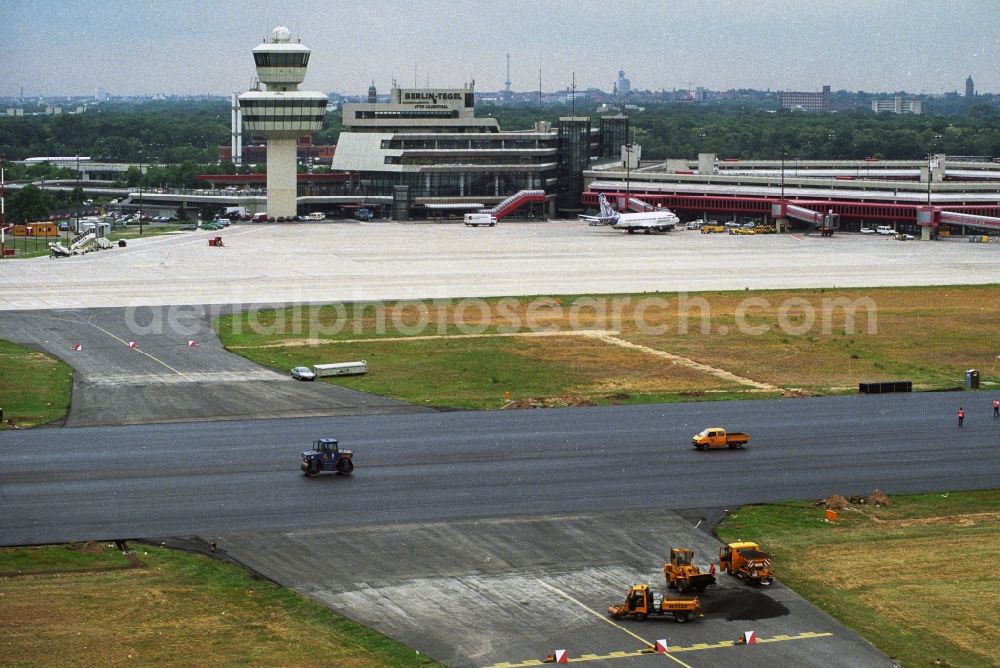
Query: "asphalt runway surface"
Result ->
[[3, 391, 995, 666], [0, 307, 431, 426]]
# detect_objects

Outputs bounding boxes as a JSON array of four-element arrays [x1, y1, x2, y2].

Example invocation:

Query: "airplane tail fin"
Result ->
[[598, 194, 618, 221]]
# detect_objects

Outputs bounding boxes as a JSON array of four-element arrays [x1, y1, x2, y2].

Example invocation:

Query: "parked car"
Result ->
[[860, 227, 876, 234], [291, 366, 316, 381], [876, 225, 895, 235]]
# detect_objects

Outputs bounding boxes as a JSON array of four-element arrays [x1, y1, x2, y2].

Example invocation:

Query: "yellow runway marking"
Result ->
[[534, 581, 693, 668], [14, 312, 194, 380], [480, 631, 834, 667], [85, 320, 194, 380]]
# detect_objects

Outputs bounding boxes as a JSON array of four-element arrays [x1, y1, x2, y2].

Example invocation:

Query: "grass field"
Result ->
[[0, 339, 74, 428], [0, 542, 438, 667], [716, 489, 1000, 668], [215, 285, 1000, 409]]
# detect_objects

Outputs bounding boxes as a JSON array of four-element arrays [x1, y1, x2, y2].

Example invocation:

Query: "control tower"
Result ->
[[239, 26, 327, 218]]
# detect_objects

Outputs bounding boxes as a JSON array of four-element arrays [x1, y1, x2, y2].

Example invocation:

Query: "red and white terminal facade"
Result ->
[[583, 153, 1000, 237]]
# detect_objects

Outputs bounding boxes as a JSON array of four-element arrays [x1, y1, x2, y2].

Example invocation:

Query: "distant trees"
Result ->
[[1, 99, 997, 180], [487, 102, 1000, 161], [0, 100, 230, 162], [7, 185, 51, 224]]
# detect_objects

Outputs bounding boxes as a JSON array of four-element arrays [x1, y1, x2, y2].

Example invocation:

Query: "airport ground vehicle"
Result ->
[[291, 366, 316, 381], [301, 438, 354, 477], [607, 584, 702, 623], [308, 212, 326, 220], [860, 227, 876, 234], [876, 225, 895, 235], [719, 541, 773, 586], [700, 224, 727, 233], [355, 208, 374, 221], [691, 427, 749, 450], [663, 547, 716, 593], [464, 213, 497, 227]]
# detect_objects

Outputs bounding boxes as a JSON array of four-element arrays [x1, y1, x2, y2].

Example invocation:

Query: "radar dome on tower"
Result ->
[[271, 26, 291, 43]]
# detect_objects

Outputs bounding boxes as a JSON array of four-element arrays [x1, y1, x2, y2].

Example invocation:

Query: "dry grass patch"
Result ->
[[513, 335, 738, 396], [717, 490, 1000, 668], [216, 286, 1000, 408], [0, 543, 435, 667]]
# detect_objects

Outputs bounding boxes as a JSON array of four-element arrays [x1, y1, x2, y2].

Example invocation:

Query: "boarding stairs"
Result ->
[[49, 231, 98, 258], [480, 189, 546, 220]]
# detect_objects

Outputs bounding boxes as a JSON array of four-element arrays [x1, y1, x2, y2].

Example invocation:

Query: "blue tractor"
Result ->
[[301, 438, 354, 477]]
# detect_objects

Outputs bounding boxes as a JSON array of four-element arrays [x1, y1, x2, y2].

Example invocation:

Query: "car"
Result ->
[[860, 227, 876, 234], [57, 222, 70, 232], [291, 366, 315, 381], [876, 225, 895, 235]]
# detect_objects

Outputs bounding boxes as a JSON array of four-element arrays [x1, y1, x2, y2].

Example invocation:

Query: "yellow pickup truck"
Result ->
[[692, 427, 749, 450]]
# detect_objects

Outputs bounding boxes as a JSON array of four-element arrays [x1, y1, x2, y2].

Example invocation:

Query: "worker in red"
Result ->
[[993, 399, 999, 418], [957, 407, 965, 427]]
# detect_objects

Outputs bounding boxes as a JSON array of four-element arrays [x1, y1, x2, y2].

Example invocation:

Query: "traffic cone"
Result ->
[[543, 649, 568, 664]]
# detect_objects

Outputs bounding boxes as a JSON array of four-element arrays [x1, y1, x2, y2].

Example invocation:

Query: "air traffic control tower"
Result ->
[[239, 26, 327, 218]]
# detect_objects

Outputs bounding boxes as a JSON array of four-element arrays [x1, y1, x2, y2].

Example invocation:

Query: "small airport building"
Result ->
[[331, 84, 630, 219]]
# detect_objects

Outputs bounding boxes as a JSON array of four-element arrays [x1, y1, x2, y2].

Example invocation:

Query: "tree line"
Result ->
[[3, 99, 998, 190]]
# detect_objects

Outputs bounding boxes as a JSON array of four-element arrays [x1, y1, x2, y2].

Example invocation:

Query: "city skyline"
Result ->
[[1, 0, 997, 98]]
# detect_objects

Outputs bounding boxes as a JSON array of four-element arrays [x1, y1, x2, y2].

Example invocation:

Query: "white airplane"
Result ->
[[580, 193, 680, 233]]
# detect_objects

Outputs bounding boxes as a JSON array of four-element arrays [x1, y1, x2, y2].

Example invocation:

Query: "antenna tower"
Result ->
[[505, 52, 512, 102]]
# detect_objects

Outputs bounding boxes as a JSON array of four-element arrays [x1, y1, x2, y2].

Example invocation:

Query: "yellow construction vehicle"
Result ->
[[719, 541, 773, 586], [607, 583, 703, 623], [663, 547, 716, 593]]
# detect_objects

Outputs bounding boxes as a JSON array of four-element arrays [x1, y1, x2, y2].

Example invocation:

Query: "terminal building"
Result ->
[[331, 84, 629, 219]]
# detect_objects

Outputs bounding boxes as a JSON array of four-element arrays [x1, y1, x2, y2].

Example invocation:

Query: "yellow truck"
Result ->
[[607, 584, 703, 623], [691, 427, 749, 450], [719, 541, 773, 586]]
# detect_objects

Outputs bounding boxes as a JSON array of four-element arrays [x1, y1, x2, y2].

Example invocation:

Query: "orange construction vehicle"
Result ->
[[691, 427, 749, 450], [607, 584, 703, 623], [719, 541, 773, 586], [663, 547, 716, 593]]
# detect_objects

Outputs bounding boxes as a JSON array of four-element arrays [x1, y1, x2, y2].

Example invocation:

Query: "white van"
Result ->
[[464, 213, 497, 227], [876, 225, 894, 235]]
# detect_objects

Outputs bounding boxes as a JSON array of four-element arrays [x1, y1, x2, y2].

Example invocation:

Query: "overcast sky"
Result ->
[[1, 0, 997, 98]]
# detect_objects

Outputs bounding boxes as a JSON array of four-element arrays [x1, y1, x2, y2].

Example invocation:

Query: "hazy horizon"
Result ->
[[1, 0, 997, 98]]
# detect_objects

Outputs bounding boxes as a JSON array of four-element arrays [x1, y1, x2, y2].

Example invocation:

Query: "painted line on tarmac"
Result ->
[[482, 630, 833, 667], [9, 311, 192, 380], [84, 317, 194, 381], [531, 580, 693, 668]]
